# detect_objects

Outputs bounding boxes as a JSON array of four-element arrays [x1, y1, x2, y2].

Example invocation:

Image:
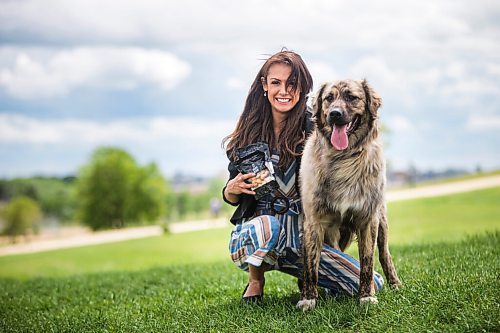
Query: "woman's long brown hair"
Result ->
[[222, 50, 313, 169]]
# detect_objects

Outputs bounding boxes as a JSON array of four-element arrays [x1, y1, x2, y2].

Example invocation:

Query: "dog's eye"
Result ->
[[325, 94, 334, 102], [346, 94, 359, 102]]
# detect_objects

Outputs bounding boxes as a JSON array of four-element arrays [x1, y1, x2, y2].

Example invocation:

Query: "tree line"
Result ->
[[0, 147, 231, 240]]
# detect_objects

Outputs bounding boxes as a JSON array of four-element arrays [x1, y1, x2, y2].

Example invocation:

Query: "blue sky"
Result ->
[[1, 0, 499, 178]]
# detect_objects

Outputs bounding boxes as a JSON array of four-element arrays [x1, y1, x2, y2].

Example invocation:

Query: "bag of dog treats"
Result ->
[[233, 142, 279, 200]]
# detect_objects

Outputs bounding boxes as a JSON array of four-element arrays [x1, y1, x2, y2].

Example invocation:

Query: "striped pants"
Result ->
[[229, 215, 384, 296]]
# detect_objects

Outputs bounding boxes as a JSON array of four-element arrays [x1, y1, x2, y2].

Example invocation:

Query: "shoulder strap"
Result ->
[[294, 106, 314, 196], [304, 105, 314, 136], [296, 106, 314, 155]]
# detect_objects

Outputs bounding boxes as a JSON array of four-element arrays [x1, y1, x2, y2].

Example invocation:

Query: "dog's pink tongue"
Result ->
[[331, 124, 348, 150]]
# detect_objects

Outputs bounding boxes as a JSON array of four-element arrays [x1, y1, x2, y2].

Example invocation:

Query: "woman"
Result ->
[[222, 50, 384, 302]]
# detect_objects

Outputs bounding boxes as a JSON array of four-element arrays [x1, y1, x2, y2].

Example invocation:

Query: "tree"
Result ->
[[127, 163, 167, 222], [174, 191, 190, 219], [0, 177, 77, 223], [0, 179, 38, 202], [1, 196, 42, 242], [76, 147, 168, 230]]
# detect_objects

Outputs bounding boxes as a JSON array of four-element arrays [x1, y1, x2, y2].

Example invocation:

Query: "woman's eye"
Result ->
[[271, 80, 280, 85]]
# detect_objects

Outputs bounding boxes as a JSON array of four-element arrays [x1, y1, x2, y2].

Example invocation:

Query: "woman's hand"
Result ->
[[224, 173, 256, 204]]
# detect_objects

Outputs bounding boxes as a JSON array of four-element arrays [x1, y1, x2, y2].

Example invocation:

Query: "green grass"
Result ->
[[0, 187, 499, 332], [0, 232, 498, 332], [0, 227, 233, 279], [387, 186, 500, 244]]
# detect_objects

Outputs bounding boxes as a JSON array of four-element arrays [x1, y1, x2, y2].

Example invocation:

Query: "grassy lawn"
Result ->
[[0, 187, 499, 332], [0, 233, 498, 332], [0, 227, 233, 279], [388, 186, 500, 244]]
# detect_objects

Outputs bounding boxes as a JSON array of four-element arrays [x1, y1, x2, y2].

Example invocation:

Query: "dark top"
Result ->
[[222, 108, 314, 225]]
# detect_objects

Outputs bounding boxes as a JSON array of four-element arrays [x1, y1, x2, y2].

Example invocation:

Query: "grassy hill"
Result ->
[[0, 232, 498, 332], [0, 186, 499, 332]]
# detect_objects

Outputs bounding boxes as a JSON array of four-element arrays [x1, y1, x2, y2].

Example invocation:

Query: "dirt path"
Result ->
[[386, 175, 500, 202], [1, 175, 499, 256], [0, 219, 227, 257]]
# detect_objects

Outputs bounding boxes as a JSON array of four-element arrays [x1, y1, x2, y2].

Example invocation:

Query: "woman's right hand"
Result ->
[[224, 173, 256, 203]]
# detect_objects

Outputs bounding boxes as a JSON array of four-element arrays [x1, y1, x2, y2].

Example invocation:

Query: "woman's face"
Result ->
[[262, 63, 301, 117]]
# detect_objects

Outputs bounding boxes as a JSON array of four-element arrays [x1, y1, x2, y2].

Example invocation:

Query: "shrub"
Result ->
[[1, 196, 42, 242]]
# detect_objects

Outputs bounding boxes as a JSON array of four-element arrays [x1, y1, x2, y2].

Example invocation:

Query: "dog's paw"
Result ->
[[296, 299, 317, 312], [390, 282, 402, 291], [359, 296, 378, 305]]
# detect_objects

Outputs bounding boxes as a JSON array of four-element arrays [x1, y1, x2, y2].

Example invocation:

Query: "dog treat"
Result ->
[[234, 142, 278, 200]]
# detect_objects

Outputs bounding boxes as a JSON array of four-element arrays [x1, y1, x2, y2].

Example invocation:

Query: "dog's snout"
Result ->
[[328, 108, 344, 124]]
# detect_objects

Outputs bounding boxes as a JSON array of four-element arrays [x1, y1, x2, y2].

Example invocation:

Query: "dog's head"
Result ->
[[311, 79, 381, 151]]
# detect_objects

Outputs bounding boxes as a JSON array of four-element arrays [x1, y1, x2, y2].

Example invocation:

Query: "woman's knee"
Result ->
[[264, 215, 280, 233], [250, 215, 280, 242]]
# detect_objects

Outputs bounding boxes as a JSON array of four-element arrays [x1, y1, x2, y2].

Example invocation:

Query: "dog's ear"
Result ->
[[311, 82, 328, 119], [362, 79, 382, 118]]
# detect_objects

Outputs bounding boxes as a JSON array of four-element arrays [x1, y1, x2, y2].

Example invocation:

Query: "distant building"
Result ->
[[386, 165, 470, 187], [170, 172, 209, 193]]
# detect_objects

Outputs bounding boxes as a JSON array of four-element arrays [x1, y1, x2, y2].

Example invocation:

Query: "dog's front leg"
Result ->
[[377, 211, 401, 289], [358, 220, 379, 305], [297, 221, 323, 311]]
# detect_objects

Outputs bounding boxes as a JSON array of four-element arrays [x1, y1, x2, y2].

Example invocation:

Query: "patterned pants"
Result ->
[[229, 214, 384, 296]]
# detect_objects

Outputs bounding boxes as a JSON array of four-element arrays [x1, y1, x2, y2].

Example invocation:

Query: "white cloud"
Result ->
[[467, 115, 500, 131], [346, 54, 500, 111], [445, 62, 466, 79], [307, 61, 340, 90], [0, 46, 191, 99], [387, 115, 414, 133], [1, 1, 499, 105], [2, 0, 498, 55], [0, 114, 234, 144], [225, 77, 246, 90], [0, 113, 236, 177], [486, 63, 500, 77], [349, 57, 399, 85], [442, 79, 499, 96]]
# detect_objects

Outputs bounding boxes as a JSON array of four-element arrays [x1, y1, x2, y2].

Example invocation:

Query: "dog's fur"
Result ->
[[297, 80, 401, 311]]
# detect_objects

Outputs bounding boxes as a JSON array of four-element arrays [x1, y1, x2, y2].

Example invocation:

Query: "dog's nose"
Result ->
[[328, 108, 343, 124]]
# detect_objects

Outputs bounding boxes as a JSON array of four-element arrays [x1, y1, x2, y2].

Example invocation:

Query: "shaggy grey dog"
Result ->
[[297, 80, 401, 311]]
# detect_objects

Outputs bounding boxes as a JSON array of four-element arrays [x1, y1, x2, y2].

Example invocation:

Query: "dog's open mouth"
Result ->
[[330, 115, 361, 151]]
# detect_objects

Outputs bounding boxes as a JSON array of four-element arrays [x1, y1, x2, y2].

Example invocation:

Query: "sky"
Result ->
[[0, 0, 499, 179]]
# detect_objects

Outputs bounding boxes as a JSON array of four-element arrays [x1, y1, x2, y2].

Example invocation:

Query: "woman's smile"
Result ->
[[276, 97, 292, 104]]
